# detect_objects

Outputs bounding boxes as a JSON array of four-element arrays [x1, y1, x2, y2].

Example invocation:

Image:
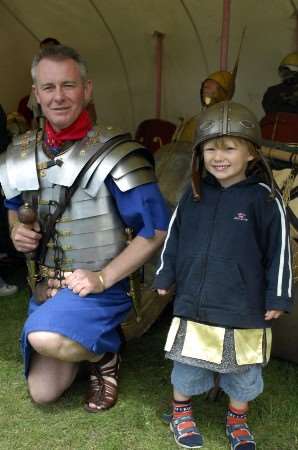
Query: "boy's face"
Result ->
[[203, 137, 254, 188]]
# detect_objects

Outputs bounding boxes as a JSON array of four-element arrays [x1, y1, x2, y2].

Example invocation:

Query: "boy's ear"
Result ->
[[247, 153, 255, 162]]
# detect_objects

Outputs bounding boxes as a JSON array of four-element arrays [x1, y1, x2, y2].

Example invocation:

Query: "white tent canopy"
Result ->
[[0, 0, 296, 132]]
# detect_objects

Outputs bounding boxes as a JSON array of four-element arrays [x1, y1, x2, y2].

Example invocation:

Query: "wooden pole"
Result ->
[[290, 0, 298, 52], [153, 31, 165, 119], [220, 0, 231, 71], [261, 146, 298, 165]]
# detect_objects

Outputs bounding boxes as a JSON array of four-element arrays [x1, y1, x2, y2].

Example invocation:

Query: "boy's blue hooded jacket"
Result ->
[[153, 174, 293, 329]]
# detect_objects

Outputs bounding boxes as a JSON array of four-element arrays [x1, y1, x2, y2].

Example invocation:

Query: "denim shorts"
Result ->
[[171, 361, 264, 402]]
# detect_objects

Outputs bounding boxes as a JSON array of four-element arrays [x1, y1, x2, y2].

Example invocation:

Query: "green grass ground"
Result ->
[[0, 272, 298, 450]]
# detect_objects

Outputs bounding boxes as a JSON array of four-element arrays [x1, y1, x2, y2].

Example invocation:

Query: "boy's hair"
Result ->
[[202, 136, 255, 153], [31, 45, 88, 83], [191, 136, 277, 201]]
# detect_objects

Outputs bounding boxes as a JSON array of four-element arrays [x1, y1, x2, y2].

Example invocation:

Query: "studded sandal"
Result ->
[[84, 352, 120, 413]]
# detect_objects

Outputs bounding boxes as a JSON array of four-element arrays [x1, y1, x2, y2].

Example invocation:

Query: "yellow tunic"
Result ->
[[165, 318, 272, 367]]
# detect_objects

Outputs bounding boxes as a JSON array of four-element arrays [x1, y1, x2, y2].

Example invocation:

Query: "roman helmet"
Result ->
[[279, 52, 298, 79], [195, 101, 261, 147], [200, 70, 235, 107], [190, 101, 266, 200], [200, 28, 246, 107]]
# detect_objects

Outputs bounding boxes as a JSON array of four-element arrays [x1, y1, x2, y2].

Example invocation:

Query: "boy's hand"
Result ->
[[265, 310, 283, 320]]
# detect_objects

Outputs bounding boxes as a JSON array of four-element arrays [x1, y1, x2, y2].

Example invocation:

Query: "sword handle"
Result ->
[[18, 202, 38, 260], [17, 202, 39, 291], [18, 202, 37, 226]]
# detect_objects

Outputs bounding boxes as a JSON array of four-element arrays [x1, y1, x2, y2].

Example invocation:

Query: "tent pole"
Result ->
[[220, 0, 231, 71], [153, 31, 165, 119], [290, 0, 298, 52]]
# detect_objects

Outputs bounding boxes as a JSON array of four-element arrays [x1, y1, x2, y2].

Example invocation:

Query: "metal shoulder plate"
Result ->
[[46, 129, 129, 187], [84, 141, 156, 197], [109, 144, 156, 192], [0, 130, 40, 199]]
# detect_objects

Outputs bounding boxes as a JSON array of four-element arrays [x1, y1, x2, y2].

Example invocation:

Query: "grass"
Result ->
[[0, 264, 298, 450]]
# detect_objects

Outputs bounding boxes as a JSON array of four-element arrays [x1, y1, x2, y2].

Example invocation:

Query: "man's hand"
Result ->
[[46, 230, 167, 299], [265, 310, 283, 320], [10, 221, 41, 253], [157, 289, 169, 296], [64, 269, 105, 297]]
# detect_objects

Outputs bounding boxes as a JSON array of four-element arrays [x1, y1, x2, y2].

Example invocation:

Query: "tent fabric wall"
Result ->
[[0, 0, 296, 133]]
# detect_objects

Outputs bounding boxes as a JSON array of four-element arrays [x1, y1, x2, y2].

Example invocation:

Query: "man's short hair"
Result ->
[[31, 45, 88, 83], [40, 37, 60, 47]]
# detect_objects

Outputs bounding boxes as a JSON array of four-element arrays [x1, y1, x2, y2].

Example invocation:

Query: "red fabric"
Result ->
[[260, 112, 298, 143], [135, 118, 176, 153], [227, 416, 247, 426], [45, 110, 93, 147]]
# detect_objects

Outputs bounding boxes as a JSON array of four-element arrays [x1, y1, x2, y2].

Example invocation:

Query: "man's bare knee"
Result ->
[[28, 331, 94, 362], [27, 379, 61, 405], [28, 331, 63, 357], [27, 354, 79, 404]]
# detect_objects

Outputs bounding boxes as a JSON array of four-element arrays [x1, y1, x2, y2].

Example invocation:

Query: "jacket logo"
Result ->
[[233, 212, 248, 222]]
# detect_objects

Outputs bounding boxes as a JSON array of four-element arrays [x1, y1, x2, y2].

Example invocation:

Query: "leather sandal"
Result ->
[[84, 352, 120, 413]]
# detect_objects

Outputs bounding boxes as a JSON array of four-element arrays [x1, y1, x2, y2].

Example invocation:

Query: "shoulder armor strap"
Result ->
[[89, 124, 131, 144], [12, 129, 41, 146]]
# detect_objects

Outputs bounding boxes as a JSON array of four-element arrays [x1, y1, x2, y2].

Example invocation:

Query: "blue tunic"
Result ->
[[8, 178, 169, 375]]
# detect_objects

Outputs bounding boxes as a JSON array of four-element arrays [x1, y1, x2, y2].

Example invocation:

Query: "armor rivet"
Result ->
[[80, 149, 86, 155], [39, 170, 46, 177], [58, 230, 70, 236]]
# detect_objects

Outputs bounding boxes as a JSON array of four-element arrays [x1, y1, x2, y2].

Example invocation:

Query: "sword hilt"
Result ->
[[18, 202, 38, 260], [18, 202, 37, 226]]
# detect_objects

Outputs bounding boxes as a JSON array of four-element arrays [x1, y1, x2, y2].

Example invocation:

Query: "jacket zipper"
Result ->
[[196, 189, 223, 316]]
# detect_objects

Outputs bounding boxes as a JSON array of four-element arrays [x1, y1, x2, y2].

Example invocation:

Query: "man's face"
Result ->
[[202, 79, 220, 98], [33, 58, 92, 131], [201, 79, 225, 106]]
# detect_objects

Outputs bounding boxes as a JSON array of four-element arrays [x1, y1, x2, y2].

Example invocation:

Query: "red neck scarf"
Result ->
[[45, 110, 93, 148]]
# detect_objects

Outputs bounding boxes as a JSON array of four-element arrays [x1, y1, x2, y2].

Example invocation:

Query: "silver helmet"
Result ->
[[195, 101, 261, 147]]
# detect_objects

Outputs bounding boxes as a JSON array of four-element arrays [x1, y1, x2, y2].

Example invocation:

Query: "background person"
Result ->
[[0, 104, 18, 297], [261, 52, 298, 142]]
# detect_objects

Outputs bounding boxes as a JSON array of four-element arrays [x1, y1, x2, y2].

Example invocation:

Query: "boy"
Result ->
[[154, 101, 293, 449]]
